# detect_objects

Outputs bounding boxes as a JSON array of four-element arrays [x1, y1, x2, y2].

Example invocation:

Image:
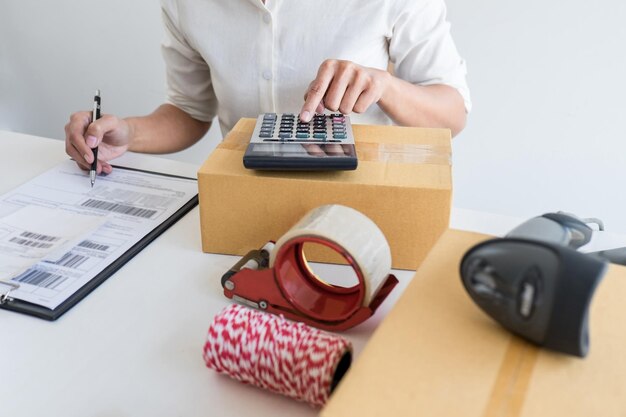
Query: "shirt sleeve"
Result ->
[[160, 0, 217, 122], [389, 0, 472, 113]]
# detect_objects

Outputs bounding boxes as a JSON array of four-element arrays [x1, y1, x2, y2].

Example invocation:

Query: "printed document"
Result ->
[[0, 160, 197, 309]]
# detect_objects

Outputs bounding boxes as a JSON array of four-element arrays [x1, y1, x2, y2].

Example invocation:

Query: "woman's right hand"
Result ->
[[64, 111, 133, 174]]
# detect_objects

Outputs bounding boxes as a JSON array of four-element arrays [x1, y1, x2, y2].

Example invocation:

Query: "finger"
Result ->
[[101, 160, 113, 175], [65, 140, 91, 171], [84, 114, 120, 148], [66, 111, 93, 164], [300, 60, 336, 122], [352, 86, 379, 114], [304, 85, 332, 115], [79, 114, 122, 166], [339, 71, 368, 114], [323, 63, 356, 112]]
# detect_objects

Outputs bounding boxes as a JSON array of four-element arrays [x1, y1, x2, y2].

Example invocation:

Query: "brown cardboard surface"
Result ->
[[321, 229, 626, 417], [197, 118, 452, 269]]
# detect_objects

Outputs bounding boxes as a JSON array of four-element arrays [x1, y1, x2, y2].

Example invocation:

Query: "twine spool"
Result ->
[[203, 304, 352, 407]]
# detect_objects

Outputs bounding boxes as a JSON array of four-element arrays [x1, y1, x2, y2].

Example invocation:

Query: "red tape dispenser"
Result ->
[[220, 205, 399, 331]]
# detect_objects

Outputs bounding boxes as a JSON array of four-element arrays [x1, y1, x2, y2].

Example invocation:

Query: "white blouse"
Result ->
[[161, 0, 471, 135]]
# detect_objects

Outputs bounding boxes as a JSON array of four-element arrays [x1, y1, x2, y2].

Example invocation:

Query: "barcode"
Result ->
[[81, 198, 156, 219], [10, 237, 53, 249], [51, 252, 88, 268], [20, 231, 61, 242], [78, 240, 109, 251], [12, 269, 67, 289]]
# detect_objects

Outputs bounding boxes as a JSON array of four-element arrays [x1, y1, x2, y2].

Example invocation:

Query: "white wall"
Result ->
[[2, 1, 625, 232], [447, 0, 626, 233], [0, 0, 222, 162]]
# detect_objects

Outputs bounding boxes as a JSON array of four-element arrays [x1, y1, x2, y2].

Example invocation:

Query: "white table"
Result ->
[[1, 131, 624, 417]]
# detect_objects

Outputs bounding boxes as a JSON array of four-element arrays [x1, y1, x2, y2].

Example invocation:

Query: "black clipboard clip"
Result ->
[[0, 280, 20, 305]]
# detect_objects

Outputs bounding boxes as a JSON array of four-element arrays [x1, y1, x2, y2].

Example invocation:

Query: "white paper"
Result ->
[[0, 160, 197, 309]]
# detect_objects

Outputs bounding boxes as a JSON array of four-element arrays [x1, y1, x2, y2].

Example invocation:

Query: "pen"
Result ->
[[90, 89, 101, 187]]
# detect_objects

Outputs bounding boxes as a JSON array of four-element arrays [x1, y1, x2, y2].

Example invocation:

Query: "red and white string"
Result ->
[[203, 304, 352, 407]]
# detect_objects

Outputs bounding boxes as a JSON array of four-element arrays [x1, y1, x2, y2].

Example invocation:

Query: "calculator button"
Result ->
[[278, 133, 292, 138], [333, 133, 347, 139], [259, 133, 273, 138], [313, 133, 327, 139], [296, 133, 310, 138]]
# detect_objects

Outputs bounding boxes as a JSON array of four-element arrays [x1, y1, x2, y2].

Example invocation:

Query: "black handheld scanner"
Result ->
[[460, 211, 612, 358]]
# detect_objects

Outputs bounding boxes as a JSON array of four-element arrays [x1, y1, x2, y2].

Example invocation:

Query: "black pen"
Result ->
[[90, 89, 101, 187]]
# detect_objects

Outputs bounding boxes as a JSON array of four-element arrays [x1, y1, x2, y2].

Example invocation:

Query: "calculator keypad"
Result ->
[[251, 113, 355, 145]]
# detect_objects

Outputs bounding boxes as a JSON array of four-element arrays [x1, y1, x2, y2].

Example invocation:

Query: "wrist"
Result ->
[[376, 70, 397, 107], [124, 117, 139, 152]]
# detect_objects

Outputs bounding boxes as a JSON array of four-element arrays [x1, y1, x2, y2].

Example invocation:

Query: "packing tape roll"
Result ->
[[269, 204, 392, 306]]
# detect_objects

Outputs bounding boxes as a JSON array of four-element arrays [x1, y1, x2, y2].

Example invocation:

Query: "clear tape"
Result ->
[[270, 204, 392, 306], [217, 137, 450, 165]]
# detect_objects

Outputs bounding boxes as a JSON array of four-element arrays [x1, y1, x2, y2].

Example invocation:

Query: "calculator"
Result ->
[[243, 113, 358, 171]]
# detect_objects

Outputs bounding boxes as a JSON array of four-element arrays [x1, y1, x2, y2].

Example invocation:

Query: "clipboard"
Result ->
[[0, 164, 198, 321]]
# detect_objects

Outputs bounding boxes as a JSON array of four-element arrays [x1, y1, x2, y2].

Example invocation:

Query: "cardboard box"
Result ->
[[197, 118, 452, 270], [322, 229, 626, 416]]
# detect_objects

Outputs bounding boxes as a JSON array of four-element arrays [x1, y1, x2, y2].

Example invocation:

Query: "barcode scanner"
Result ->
[[460, 212, 611, 357]]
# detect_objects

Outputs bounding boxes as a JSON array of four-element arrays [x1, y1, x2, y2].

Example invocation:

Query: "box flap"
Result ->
[[322, 229, 626, 416]]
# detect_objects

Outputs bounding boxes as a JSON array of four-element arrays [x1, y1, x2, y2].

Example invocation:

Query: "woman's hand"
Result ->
[[299, 59, 391, 122], [64, 112, 132, 174]]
